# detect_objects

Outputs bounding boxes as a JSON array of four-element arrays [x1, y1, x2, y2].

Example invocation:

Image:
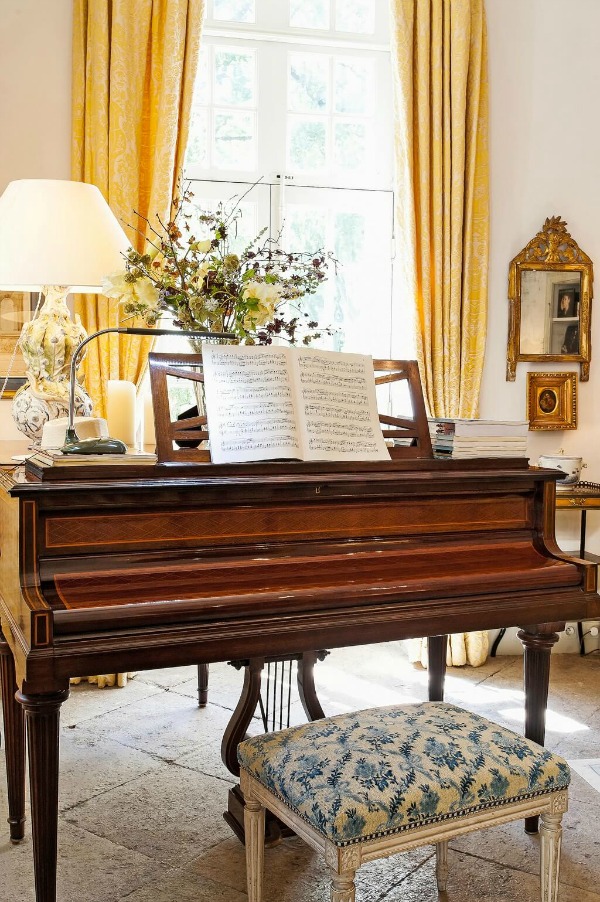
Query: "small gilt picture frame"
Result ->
[[527, 372, 577, 430]]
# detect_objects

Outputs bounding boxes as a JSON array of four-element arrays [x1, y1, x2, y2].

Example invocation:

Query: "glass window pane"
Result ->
[[193, 47, 211, 108], [333, 211, 364, 262], [214, 110, 255, 168], [333, 121, 366, 170], [335, 0, 375, 34], [288, 117, 327, 170], [289, 0, 329, 30], [214, 49, 255, 107], [281, 188, 394, 358], [282, 206, 328, 327], [334, 58, 371, 115], [212, 0, 255, 23], [185, 109, 208, 168], [288, 53, 329, 113]]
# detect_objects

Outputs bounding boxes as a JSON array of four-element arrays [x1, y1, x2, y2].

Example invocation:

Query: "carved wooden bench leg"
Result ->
[[330, 870, 356, 902], [243, 791, 265, 902], [435, 840, 448, 891], [540, 809, 565, 902]]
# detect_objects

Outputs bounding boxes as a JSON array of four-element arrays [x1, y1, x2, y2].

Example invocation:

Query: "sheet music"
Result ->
[[202, 344, 301, 463], [294, 350, 389, 461], [201, 343, 389, 464]]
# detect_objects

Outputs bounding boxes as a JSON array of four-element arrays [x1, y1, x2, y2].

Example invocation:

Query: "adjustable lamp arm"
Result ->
[[63, 326, 234, 452]]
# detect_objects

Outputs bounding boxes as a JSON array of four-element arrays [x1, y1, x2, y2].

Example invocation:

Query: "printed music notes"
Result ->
[[201, 343, 389, 464]]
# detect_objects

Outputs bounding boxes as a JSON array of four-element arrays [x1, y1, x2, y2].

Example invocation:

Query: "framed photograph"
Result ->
[[527, 371, 577, 430], [553, 283, 579, 319], [0, 291, 38, 398]]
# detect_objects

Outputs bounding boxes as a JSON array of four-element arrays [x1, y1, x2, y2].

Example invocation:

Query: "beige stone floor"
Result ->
[[1, 643, 600, 902]]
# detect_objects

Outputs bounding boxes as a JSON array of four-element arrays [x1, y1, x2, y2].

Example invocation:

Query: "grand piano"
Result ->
[[1, 362, 599, 902]]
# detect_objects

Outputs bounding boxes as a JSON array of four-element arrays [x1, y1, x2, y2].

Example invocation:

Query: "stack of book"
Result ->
[[428, 418, 529, 459], [24, 447, 157, 479]]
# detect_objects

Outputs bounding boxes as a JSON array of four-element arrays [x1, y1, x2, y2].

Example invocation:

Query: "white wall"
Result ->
[[0, 0, 73, 437], [484, 0, 600, 653], [484, 0, 600, 537]]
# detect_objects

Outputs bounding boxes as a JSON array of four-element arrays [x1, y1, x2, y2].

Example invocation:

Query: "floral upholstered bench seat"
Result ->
[[239, 702, 570, 902]]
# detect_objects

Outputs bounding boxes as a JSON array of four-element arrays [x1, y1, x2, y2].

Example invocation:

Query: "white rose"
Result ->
[[101, 271, 159, 311], [101, 270, 131, 298], [135, 277, 160, 308], [242, 280, 280, 329], [192, 238, 212, 254]]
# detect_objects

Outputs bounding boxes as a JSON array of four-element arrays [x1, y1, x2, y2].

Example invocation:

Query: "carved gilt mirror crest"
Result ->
[[507, 216, 593, 381]]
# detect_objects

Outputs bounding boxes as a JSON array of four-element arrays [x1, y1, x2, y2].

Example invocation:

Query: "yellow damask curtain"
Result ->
[[389, 0, 489, 418], [71, 0, 204, 416]]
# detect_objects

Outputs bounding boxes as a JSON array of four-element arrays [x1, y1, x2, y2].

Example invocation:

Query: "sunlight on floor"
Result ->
[[499, 707, 589, 732]]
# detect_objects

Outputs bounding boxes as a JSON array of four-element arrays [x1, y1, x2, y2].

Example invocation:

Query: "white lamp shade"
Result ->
[[0, 179, 131, 292]]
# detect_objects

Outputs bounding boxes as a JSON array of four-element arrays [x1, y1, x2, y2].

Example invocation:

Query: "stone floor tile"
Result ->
[[62, 677, 164, 727], [65, 761, 233, 866], [80, 685, 234, 761], [1, 821, 161, 902], [58, 725, 163, 811]]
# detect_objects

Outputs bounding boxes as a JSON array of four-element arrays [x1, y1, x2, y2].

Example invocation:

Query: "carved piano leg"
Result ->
[[0, 633, 26, 843], [517, 625, 561, 835], [197, 663, 209, 708], [16, 687, 70, 902], [297, 650, 329, 721], [223, 652, 329, 845], [427, 635, 448, 701], [221, 657, 265, 777], [221, 658, 282, 844]]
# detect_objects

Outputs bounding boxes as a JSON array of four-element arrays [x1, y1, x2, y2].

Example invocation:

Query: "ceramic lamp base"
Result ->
[[12, 384, 92, 444]]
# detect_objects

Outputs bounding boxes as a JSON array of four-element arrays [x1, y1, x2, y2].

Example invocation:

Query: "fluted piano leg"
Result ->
[[17, 686, 70, 902], [197, 663, 209, 707], [0, 632, 26, 842], [518, 624, 560, 834]]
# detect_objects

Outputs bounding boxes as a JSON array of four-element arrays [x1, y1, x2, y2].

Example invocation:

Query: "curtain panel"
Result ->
[[71, 0, 204, 415], [389, 0, 489, 419]]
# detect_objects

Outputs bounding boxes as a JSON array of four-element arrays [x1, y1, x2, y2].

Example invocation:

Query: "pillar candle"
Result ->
[[143, 391, 156, 449], [106, 380, 136, 448]]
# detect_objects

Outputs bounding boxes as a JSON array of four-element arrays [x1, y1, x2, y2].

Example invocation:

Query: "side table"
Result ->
[[554, 481, 600, 562], [556, 481, 600, 655]]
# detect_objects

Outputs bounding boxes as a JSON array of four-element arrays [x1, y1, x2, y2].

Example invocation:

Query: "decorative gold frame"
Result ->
[[527, 372, 577, 431], [507, 217, 593, 381]]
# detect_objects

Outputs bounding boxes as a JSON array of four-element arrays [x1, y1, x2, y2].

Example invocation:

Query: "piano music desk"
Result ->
[[1, 455, 598, 902]]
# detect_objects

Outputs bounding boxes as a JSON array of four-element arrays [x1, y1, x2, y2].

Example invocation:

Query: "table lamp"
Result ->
[[0, 179, 130, 443]]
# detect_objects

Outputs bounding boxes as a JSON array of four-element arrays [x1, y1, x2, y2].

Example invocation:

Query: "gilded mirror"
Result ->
[[506, 217, 593, 381]]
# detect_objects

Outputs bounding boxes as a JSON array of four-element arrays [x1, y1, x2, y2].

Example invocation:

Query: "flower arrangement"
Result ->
[[103, 184, 336, 345]]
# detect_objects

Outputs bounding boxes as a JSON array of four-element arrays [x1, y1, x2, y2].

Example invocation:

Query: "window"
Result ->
[[182, 0, 407, 363]]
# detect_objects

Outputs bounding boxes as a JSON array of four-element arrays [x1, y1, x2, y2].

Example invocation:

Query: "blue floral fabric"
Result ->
[[238, 702, 570, 846]]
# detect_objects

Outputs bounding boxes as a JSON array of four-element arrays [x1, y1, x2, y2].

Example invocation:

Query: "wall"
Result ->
[[0, 0, 598, 649], [483, 0, 600, 653], [0, 0, 73, 437]]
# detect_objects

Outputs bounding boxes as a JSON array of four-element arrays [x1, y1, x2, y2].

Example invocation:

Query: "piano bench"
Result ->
[[239, 703, 570, 902]]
